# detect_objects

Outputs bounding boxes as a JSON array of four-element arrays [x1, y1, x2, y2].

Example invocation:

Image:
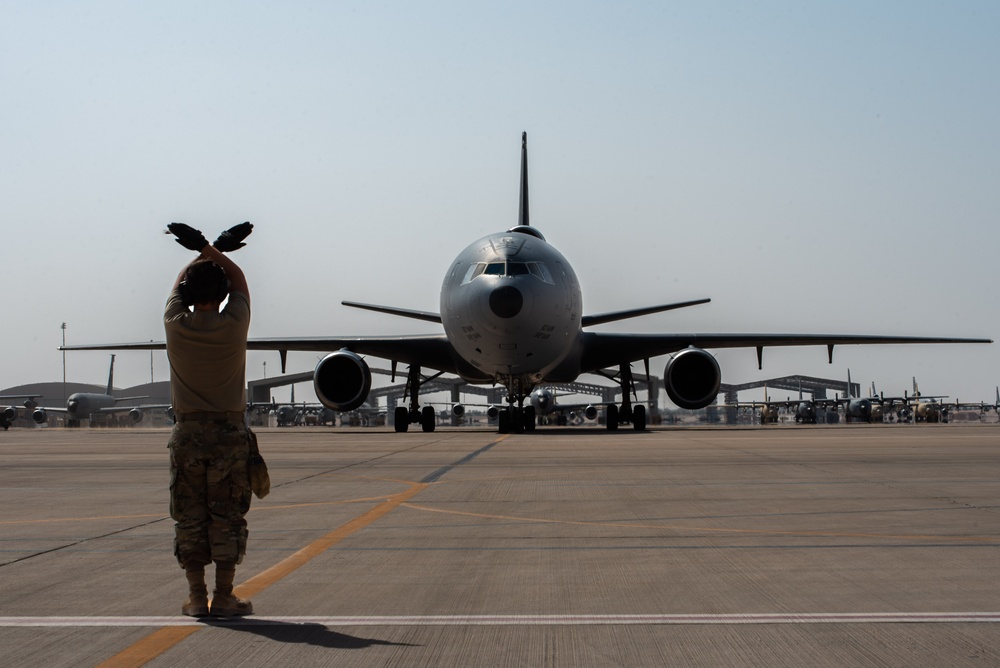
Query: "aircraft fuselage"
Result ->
[[441, 227, 582, 390]]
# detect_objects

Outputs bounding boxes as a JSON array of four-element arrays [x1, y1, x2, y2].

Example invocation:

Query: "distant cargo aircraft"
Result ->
[[524, 387, 608, 426], [30, 355, 169, 426], [941, 387, 1000, 420], [1, 395, 40, 430], [62, 133, 992, 433]]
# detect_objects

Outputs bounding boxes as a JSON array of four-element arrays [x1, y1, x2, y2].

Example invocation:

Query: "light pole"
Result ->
[[61, 322, 67, 402]]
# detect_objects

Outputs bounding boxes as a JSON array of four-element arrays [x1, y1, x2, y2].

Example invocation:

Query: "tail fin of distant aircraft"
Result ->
[[106, 354, 116, 396], [847, 369, 854, 398], [518, 131, 529, 227]]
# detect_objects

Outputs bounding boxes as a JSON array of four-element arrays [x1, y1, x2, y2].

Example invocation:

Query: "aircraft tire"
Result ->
[[633, 405, 646, 431], [394, 407, 408, 433], [524, 406, 536, 431], [606, 404, 619, 431], [498, 410, 510, 434], [421, 406, 435, 432]]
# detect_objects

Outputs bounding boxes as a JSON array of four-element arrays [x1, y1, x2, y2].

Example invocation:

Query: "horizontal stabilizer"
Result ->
[[582, 298, 711, 327], [341, 301, 443, 324]]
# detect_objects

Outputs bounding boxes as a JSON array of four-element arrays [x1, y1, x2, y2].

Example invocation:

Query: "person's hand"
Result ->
[[167, 223, 209, 252], [213, 221, 254, 252]]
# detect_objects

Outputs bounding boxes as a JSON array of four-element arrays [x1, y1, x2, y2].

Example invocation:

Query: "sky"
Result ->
[[2, 1, 998, 408]]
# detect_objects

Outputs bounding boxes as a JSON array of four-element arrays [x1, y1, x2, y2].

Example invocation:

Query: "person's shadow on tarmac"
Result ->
[[202, 618, 418, 650]]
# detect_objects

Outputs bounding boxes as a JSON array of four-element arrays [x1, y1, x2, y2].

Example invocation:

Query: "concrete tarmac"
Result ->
[[0, 424, 997, 667]]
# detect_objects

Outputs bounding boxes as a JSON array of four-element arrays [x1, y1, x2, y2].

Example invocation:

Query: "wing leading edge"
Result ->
[[579, 332, 993, 374]]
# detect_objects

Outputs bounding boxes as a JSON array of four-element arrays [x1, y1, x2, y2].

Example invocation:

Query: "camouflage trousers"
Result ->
[[168, 420, 251, 569]]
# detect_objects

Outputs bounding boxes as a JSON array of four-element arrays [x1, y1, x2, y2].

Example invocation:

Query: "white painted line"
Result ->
[[0, 613, 997, 627]]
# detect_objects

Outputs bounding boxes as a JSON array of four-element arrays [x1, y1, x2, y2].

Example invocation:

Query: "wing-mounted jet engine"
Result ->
[[663, 347, 722, 410], [313, 350, 372, 413]]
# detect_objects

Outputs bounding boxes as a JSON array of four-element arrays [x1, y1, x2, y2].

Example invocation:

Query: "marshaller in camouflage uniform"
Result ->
[[164, 221, 255, 618]]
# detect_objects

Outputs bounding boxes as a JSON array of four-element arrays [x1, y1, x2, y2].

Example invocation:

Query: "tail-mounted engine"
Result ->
[[313, 350, 372, 412], [663, 347, 721, 410]]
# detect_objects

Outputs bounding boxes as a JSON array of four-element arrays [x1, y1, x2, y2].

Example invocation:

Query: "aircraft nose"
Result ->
[[489, 286, 523, 319]]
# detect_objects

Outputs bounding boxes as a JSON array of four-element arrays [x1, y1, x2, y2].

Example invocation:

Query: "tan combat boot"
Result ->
[[181, 567, 209, 617], [210, 561, 253, 617]]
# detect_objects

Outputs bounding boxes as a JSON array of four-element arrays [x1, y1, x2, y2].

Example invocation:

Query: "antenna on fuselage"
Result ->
[[518, 131, 529, 227]]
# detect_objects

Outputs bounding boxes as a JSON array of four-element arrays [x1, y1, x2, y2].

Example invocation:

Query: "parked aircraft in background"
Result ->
[[768, 385, 819, 424], [814, 370, 874, 423], [524, 387, 608, 426], [941, 387, 1000, 420], [906, 377, 951, 423], [30, 355, 169, 426], [61, 133, 992, 433], [2, 395, 40, 430]]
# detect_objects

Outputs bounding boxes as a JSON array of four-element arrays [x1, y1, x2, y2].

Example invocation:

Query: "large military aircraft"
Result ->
[[62, 133, 992, 433], [30, 355, 169, 426]]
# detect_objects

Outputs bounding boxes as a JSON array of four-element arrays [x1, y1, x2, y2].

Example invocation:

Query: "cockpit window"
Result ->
[[461, 261, 555, 284]]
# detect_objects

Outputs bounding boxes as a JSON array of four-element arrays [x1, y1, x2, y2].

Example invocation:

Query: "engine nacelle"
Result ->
[[663, 347, 722, 410], [583, 405, 598, 420], [452, 404, 466, 418], [487, 405, 499, 420], [313, 350, 372, 412], [2, 406, 16, 421], [129, 408, 144, 423], [32, 408, 48, 424]]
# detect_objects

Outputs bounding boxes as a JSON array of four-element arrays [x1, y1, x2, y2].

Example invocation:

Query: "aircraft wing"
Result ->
[[64, 335, 465, 376], [95, 404, 172, 414], [579, 332, 993, 373]]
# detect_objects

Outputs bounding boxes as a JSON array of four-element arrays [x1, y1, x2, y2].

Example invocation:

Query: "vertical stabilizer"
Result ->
[[106, 354, 116, 396], [518, 131, 529, 227]]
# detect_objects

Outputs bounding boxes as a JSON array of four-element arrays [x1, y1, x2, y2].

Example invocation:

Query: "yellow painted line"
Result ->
[[235, 482, 429, 601], [400, 503, 998, 544], [97, 627, 200, 668], [97, 481, 429, 668]]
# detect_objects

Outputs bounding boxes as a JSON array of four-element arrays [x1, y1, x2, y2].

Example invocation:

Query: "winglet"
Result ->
[[518, 131, 529, 227]]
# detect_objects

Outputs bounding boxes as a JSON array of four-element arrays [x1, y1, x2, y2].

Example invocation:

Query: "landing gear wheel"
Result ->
[[633, 405, 646, 431], [394, 406, 409, 433], [498, 410, 510, 434], [523, 406, 536, 432], [606, 404, 619, 431], [512, 408, 524, 434], [421, 406, 435, 432]]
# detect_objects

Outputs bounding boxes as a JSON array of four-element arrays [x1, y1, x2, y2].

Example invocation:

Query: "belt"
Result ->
[[176, 411, 245, 423]]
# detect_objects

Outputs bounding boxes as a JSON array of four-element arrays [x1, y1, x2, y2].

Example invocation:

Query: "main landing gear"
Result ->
[[497, 404, 536, 434], [393, 365, 444, 433], [598, 362, 648, 431]]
